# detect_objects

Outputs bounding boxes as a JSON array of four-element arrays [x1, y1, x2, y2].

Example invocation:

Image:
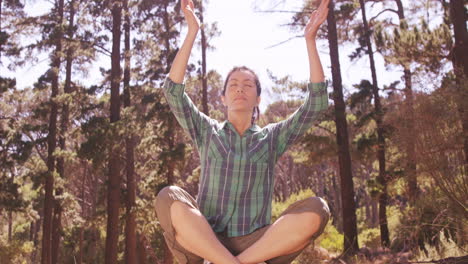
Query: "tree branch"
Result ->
[[369, 8, 399, 23], [255, 9, 306, 14], [315, 124, 335, 136], [265, 34, 303, 49]]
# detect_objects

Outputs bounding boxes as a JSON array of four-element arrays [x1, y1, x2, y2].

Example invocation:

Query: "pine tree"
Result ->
[[357, 0, 390, 247], [41, 1, 65, 263], [123, 0, 137, 263], [449, 0, 468, 168], [104, 1, 123, 263], [326, 0, 360, 256]]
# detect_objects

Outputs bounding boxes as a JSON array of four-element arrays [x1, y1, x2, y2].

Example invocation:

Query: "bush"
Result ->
[[390, 188, 466, 253], [358, 228, 380, 249], [412, 231, 468, 261], [0, 239, 34, 264], [317, 223, 344, 253]]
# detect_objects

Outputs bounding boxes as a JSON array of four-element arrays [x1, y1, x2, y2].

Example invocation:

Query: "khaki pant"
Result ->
[[155, 186, 330, 264]]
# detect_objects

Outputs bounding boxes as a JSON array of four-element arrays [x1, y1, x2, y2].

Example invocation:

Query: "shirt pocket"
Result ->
[[247, 139, 270, 164], [206, 134, 230, 159]]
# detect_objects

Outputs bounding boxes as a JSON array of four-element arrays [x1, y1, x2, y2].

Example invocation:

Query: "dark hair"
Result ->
[[222, 66, 262, 124]]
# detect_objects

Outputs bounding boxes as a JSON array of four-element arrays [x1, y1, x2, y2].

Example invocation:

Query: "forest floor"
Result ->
[[301, 246, 468, 264]]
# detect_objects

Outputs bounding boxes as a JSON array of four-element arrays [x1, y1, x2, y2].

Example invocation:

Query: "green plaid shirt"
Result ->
[[163, 77, 328, 237]]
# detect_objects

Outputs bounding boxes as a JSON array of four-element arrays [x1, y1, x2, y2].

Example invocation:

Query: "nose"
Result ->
[[236, 85, 245, 93]]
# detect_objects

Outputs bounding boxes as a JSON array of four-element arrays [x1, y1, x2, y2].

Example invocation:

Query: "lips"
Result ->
[[234, 96, 247, 101]]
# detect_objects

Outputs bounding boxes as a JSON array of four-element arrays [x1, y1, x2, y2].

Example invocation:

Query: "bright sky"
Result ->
[[203, 0, 403, 110], [4, 0, 405, 112]]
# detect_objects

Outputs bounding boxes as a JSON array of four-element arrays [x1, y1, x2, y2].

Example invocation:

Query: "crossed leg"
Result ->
[[236, 207, 325, 263], [155, 186, 329, 264], [171, 200, 240, 264]]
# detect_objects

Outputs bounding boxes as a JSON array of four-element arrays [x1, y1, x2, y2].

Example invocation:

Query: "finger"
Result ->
[[318, 3, 329, 17], [182, 0, 189, 10], [189, 0, 195, 10]]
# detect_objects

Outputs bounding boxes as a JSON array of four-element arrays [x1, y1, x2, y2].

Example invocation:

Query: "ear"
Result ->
[[221, 95, 227, 107]]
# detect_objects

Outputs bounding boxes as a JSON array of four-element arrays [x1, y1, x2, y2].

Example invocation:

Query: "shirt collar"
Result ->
[[221, 120, 261, 133]]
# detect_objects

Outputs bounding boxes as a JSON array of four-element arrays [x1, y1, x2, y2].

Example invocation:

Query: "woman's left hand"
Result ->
[[304, 0, 330, 41]]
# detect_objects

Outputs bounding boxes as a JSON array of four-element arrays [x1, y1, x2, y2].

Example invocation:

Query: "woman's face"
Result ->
[[222, 70, 261, 114]]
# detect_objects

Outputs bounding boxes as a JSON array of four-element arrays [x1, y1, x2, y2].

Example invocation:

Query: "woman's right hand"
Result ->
[[182, 0, 200, 33]]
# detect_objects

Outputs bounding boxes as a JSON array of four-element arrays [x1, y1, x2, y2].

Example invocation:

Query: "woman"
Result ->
[[155, 0, 331, 263]]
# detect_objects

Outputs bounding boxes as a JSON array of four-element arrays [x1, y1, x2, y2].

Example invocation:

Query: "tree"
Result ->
[[104, 1, 122, 263], [393, 0, 418, 202], [197, 0, 209, 115], [51, 1, 77, 262], [326, 0, 359, 256], [280, 0, 360, 256], [449, 0, 468, 168], [195, 0, 220, 116], [357, 0, 390, 247], [41, 0, 65, 263], [123, 0, 137, 263]]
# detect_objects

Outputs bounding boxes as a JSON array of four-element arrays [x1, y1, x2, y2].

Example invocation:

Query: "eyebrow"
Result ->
[[229, 78, 254, 83]]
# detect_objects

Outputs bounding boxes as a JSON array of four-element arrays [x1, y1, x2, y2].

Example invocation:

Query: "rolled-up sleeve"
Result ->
[[272, 82, 329, 157], [163, 77, 214, 149]]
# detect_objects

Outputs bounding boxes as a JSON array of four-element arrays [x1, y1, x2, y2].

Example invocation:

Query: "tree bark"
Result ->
[[326, 0, 359, 256], [123, 1, 137, 263], [137, 233, 147, 264], [8, 211, 12, 241], [0, 0, 3, 60], [449, 0, 468, 168], [358, 0, 390, 247], [42, 0, 65, 263], [104, 1, 122, 264], [77, 163, 86, 264], [199, 0, 209, 115]]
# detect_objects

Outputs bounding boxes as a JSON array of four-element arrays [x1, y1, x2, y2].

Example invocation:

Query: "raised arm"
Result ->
[[169, 0, 200, 83], [271, 0, 330, 158], [305, 0, 329, 83], [163, 0, 214, 150]]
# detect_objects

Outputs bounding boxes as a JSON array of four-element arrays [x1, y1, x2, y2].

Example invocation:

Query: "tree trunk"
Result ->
[[137, 233, 147, 264], [199, 0, 209, 115], [51, 201, 62, 264], [42, 0, 65, 263], [326, 0, 359, 256], [51, 1, 76, 262], [0, 0, 3, 60], [104, 1, 122, 264], [32, 218, 41, 263], [77, 227, 83, 264], [77, 161, 87, 264], [403, 68, 417, 200], [372, 198, 378, 227], [160, 3, 179, 263], [8, 211, 12, 241], [358, 0, 390, 247], [449, 0, 468, 168], [123, 1, 137, 263], [393, 0, 418, 203]]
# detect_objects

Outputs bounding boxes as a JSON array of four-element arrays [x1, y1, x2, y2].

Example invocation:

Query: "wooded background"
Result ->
[[0, 0, 467, 263]]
